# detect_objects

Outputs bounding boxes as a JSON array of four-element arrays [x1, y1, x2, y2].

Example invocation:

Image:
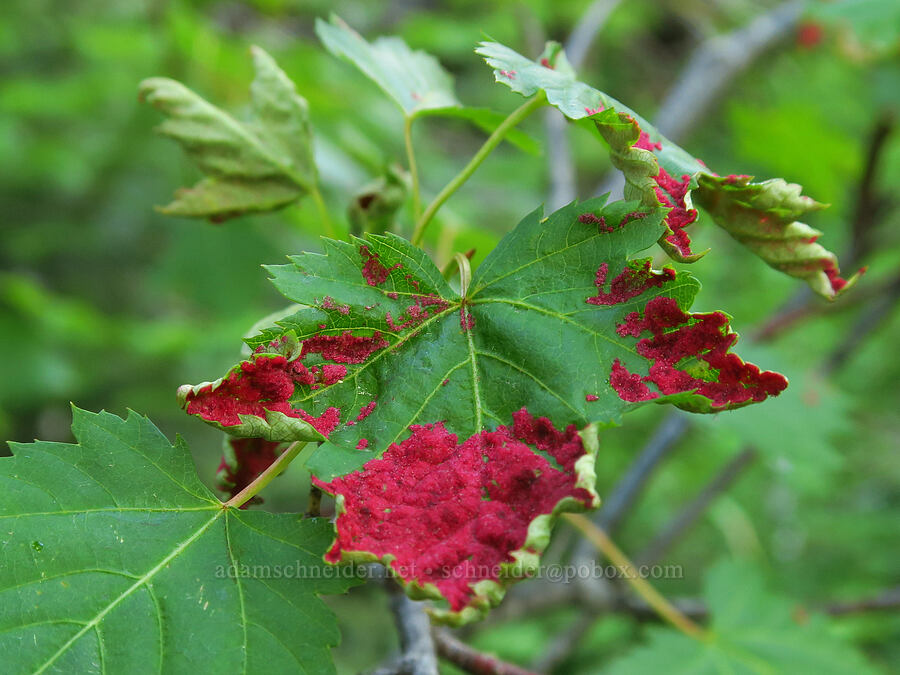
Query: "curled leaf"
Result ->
[[694, 174, 862, 299], [140, 46, 316, 221], [476, 40, 857, 298]]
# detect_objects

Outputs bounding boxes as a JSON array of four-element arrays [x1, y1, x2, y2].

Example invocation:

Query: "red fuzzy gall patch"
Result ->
[[587, 261, 675, 306], [216, 437, 283, 504], [630, 122, 698, 258], [611, 297, 787, 408], [184, 354, 343, 436], [823, 261, 854, 293], [360, 245, 401, 287], [634, 131, 662, 152], [585, 394, 599, 402], [186, 355, 298, 427], [321, 296, 351, 315], [314, 410, 594, 613], [654, 168, 698, 257], [301, 331, 389, 364], [386, 294, 451, 332]]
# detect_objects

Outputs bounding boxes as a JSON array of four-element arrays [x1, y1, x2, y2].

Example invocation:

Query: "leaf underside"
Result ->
[[180, 197, 787, 621], [0, 408, 356, 674], [475, 40, 860, 299], [139, 46, 316, 221]]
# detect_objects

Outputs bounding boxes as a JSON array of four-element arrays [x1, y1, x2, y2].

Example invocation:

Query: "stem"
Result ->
[[411, 96, 545, 247], [223, 441, 306, 510], [405, 116, 422, 219], [564, 513, 709, 641], [455, 253, 472, 296], [309, 184, 337, 239], [433, 628, 538, 675]]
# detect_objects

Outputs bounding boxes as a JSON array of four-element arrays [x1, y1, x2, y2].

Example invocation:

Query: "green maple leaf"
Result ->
[[0, 408, 357, 674], [605, 561, 878, 674], [316, 15, 538, 154], [178, 198, 787, 622], [475, 40, 860, 298], [139, 46, 318, 221]]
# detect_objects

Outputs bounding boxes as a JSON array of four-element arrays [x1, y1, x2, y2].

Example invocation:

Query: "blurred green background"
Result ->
[[2, 0, 898, 672]]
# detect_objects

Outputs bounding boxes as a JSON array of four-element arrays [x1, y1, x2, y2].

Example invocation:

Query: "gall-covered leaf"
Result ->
[[315, 412, 599, 625], [139, 46, 317, 221], [0, 408, 356, 674], [475, 40, 857, 298], [216, 436, 288, 504], [180, 197, 787, 621]]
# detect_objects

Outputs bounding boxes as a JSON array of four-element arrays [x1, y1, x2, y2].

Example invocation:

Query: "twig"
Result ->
[[530, 612, 595, 673], [383, 583, 439, 675], [652, 0, 804, 142], [566, 0, 624, 69], [754, 112, 895, 342], [825, 587, 900, 616], [635, 448, 758, 567], [545, 0, 622, 210], [848, 112, 895, 266], [564, 513, 709, 641], [822, 272, 900, 376], [593, 412, 691, 534], [545, 110, 577, 211], [433, 629, 540, 675]]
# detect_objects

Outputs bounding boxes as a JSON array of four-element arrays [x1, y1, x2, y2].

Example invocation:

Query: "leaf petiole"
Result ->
[[224, 441, 307, 509], [404, 116, 422, 219], [309, 184, 337, 239], [411, 95, 545, 247]]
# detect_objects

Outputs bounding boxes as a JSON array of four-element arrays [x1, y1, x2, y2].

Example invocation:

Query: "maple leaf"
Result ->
[[179, 197, 787, 621], [0, 408, 356, 674], [139, 46, 317, 221], [315, 15, 538, 154], [475, 40, 859, 298]]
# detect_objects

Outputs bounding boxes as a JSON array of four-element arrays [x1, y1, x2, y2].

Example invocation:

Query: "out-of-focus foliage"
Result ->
[[1, 0, 898, 673]]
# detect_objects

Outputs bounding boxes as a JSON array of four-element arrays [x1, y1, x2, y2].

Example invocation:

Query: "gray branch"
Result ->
[[546, 0, 623, 210], [653, 0, 804, 142]]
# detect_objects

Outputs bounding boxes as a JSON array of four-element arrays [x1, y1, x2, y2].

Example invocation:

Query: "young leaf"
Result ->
[[179, 198, 786, 620], [348, 164, 410, 236], [604, 561, 878, 674], [139, 46, 317, 221], [475, 41, 858, 298], [0, 408, 357, 674], [316, 16, 538, 152], [316, 14, 457, 115]]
